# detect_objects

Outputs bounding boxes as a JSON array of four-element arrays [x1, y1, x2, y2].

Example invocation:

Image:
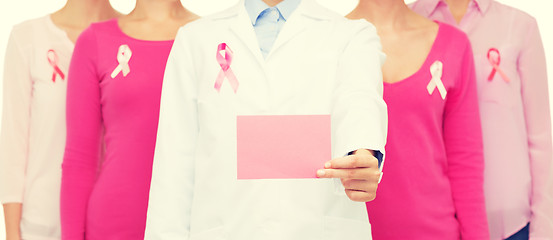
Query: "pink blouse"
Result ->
[[411, 0, 553, 239], [61, 19, 173, 239], [366, 23, 489, 240]]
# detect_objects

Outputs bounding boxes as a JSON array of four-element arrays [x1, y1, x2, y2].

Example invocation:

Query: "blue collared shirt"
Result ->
[[244, 0, 301, 58]]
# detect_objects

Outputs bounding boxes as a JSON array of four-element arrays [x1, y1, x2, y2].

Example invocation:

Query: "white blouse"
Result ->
[[0, 15, 73, 239]]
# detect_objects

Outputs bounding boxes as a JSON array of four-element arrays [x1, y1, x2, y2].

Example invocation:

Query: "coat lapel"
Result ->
[[226, 1, 265, 67], [267, 0, 333, 59], [218, 0, 334, 64]]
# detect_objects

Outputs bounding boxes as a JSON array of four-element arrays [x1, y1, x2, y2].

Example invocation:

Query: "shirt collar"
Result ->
[[418, 0, 491, 15], [473, 0, 491, 13], [244, 0, 302, 25]]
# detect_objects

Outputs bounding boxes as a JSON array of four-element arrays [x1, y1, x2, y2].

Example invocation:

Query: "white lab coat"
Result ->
[[145, 0, 387, 239]]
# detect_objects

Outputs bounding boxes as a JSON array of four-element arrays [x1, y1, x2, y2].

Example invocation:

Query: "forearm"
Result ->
[[60, 163, 97, 239], [449, 166, 488, 239], [3, 203, 22, 240]]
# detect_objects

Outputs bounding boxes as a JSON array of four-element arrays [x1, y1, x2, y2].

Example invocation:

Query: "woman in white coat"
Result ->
[[144, 0, 388, 239]]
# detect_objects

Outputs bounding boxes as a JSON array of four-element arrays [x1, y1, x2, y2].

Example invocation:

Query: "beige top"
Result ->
[[0, 15, 73, 240]]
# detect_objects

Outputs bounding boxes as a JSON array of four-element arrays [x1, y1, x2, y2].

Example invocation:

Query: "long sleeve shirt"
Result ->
[[0, 15, 73, 240], [365, 22, 489, 240], [411, 1, 553, 239], [60, 19, 173, 240]]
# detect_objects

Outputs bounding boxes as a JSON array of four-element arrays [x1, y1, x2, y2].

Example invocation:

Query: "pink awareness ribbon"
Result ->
[[427, 60, 447, 100], [487, 48, 510, 82], [47, 49, 65, 82], [111, 44, 132, 79], [214, 43, 239, 93]]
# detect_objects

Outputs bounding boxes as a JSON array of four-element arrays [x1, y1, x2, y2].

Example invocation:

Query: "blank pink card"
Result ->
[[236, 115, 331, 179]]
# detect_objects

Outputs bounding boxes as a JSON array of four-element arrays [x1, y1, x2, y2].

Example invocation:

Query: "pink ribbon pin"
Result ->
[[487, 48, 510, 82], [111, 44, 132, 79], [427, 60, 447, 100], [47, 49, 65, 82], [214, 43, 239, 93]]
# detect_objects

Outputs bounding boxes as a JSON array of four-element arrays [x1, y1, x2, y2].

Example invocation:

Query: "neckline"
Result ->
[[384, 21, 443, 86], [46, 14, 76, 48], [112, 18, 174, 44]]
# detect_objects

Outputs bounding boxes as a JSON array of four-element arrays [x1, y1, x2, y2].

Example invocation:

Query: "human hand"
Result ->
[[316, 149, 381, 202]]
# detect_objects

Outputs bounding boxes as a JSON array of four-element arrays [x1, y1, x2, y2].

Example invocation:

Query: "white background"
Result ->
[[0, 0, 552, 238]]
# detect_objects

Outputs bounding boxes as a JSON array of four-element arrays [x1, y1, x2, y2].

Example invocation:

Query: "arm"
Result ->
[[444, 40, 489, 240], [316, 20, 387, 202], [60, 27, 103, 240], [0, 28, 32, 240], [144, 26, 198, 240], [518, 18, 553, 240], [330, 20, 387, 164]]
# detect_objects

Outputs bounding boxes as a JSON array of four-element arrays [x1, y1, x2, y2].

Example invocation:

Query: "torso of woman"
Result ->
[[410, 1, 553, 239], [366, 22, 489, 240], [61, 19, 174, 239], [0, 15, 73, 239]]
